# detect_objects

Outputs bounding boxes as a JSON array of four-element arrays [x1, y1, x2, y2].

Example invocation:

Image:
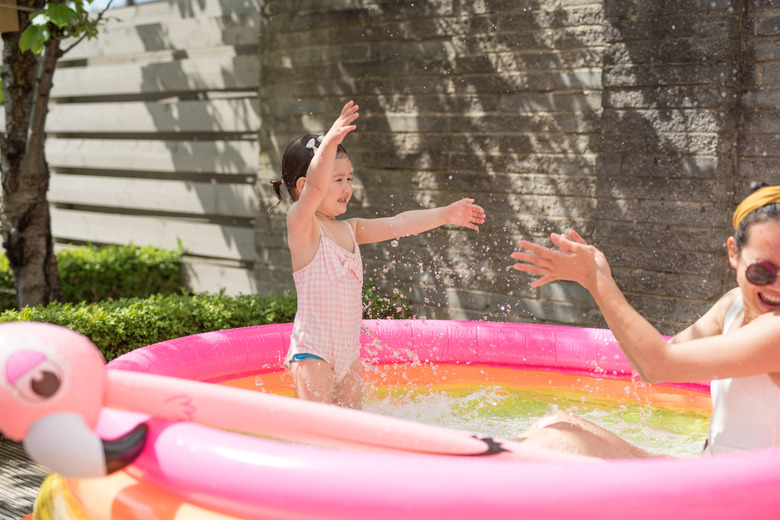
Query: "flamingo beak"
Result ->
[[23, 413, 147, 478], [103, 422, 148, 474]]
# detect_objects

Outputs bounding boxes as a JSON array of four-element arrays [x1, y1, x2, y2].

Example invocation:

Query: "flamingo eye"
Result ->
[[8, 357, 63, 402], [30, 369, 60, 397]]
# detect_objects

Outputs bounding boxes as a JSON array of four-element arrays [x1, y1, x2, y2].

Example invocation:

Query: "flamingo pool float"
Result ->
[[0, 321, 589, 480]]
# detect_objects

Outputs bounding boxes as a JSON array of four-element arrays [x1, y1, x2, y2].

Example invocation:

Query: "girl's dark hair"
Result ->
[[269, 134, 350, 211], [734, 182, 780, 251]]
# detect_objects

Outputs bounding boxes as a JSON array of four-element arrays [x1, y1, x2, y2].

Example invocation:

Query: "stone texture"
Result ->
[[256, 0, 778, 333]]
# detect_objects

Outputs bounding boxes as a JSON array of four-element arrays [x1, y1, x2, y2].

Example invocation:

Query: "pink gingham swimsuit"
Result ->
[[285, 220, 363, 382]]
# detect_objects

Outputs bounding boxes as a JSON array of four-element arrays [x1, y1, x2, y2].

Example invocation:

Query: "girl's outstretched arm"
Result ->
[[510, 230, 780, 384], [349, 198, 486, 245], [287, 101, 359, 237]]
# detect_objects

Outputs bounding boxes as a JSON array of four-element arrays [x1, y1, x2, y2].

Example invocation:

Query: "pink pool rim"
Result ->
[[41, 320, 780, 520]]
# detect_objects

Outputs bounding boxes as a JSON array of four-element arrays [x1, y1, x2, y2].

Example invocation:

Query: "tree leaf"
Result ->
[[72, 0, 91, 15], [18, 26, 37, 52], [19, 25, 49, 54], [33, 27, 49, 53], [29, 11, 50, 26], [46, 4, 77, 29]]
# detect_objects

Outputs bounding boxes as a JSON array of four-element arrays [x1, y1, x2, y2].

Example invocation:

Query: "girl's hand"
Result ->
[[444, 198, 486, 230], [322, 100, 359, 146], [510, 229, 611, 290]]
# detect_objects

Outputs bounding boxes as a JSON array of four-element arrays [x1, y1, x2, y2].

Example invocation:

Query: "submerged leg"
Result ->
[[290, 358, 337, 404], [516, 411, 656, 459], [334, 360, 363, 410]]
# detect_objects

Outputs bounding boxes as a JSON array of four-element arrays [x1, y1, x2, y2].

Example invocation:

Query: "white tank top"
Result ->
[[706, 295, 780, 454]]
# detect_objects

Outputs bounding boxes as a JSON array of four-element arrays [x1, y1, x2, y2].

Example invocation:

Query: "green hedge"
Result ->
[[0, 243, 185, 310], [0, 285, 410, 362], [0, 292, 298, 361], [0, 242, 410, 361]]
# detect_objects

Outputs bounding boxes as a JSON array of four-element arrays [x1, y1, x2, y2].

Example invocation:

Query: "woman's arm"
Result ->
[[511, 230, 780, 383], [349, 198, 485, 245]]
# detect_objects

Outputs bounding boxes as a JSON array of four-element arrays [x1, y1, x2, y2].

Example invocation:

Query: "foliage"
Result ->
[[363, 284, 411, 320], [56, 243, 185, 303], [0, 255, 13, 311], [0, 282, 410, 362], [0, 291, 299, 361], [0, 243, 185, 310], [0, 0, 108, 102]]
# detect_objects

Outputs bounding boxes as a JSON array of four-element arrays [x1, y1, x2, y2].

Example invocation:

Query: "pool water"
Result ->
[[223, 362, 711, 458], [364, 382, 710, 458]]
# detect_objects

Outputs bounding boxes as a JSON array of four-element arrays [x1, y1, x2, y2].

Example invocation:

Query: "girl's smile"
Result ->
[[317, 157, 353, 217]]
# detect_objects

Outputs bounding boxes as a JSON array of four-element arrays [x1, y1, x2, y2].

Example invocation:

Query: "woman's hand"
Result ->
[[443, 198, 486, 230], [510, 229, 611, 290]]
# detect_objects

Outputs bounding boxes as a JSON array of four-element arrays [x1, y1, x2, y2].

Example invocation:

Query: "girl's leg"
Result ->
[[334, 360, 363, 410], [289, 358, 336, 404], [516, 411, 655, 459]]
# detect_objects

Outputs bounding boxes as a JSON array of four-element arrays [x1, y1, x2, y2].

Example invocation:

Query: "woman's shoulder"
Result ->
[[719, 287, 743, 310], [701, 287, 741, 323]]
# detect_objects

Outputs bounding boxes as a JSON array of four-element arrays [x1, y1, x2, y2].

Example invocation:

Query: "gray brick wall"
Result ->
[[743, 2, 780, 192], [595, 0, 743, 334], [256, 0, 777, 334]]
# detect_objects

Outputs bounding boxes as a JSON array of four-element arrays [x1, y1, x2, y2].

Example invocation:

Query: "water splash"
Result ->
[[363, 380, 708, 458]]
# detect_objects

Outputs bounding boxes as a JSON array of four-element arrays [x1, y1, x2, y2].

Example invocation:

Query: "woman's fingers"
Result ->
[[515, 239, 555, 257], [529, 275, 556, 288], [510, 247, 553, 273], [552, 232, 588, 255], [568, 229, 587, 245]]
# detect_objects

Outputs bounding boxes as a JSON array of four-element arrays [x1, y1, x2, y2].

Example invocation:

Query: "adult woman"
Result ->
[[510, 184, 780, 458]]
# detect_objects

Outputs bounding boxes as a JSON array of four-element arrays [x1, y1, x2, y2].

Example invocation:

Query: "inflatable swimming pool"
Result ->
[[16, 320, 780, 519]]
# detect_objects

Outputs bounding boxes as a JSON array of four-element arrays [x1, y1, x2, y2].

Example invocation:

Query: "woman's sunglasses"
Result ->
[[745, 261, 779, 286]]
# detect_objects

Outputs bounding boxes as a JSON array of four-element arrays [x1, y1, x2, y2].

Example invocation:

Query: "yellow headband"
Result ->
[[732, 186, 780, 230]]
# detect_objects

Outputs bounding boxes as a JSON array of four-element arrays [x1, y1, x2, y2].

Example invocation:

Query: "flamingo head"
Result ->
[[0, 321, 106, 441]]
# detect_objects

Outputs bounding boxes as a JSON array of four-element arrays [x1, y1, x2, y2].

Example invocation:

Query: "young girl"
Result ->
[[271, 101, 486, 409], [510, 183, 780, 457]]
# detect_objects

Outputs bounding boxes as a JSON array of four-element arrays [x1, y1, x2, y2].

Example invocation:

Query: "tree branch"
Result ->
[[25, 36, 60, 158], [60, 0, 115, 56]]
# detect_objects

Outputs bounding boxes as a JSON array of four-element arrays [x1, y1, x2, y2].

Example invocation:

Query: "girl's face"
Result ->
[[316, 157, 353, 218], [728, 219, 780, 320]]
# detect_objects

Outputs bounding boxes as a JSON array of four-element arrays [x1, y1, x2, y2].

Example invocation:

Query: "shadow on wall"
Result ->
[[135, 0, 263, 274], [258, 1, 745, 332], [594, 2, 740, 334], [258, 2, 606, 326]]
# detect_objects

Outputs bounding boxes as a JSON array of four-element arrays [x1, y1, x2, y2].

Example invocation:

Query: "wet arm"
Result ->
[[350, 198, 485, 245], [287, 102, 359, 234], [512, 231, 780, 383]]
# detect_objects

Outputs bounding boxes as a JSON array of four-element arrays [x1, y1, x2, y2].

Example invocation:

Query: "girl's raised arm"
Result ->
[[287, 101, 359, 235], [349, 198, 485, 245]]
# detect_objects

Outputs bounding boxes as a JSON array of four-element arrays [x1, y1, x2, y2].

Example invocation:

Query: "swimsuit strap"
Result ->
[[317, 219, 357, 246], [723, 294, 743, 334], [344, 221, 357, 242]]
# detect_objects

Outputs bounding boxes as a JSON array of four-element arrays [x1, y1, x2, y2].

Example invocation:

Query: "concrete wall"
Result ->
[[595, 1, 742, 334], [30, 0, 780, 333], [257, 0, 780, 334], [257, 0, 607, 325], [44, 0, 262, 295]]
